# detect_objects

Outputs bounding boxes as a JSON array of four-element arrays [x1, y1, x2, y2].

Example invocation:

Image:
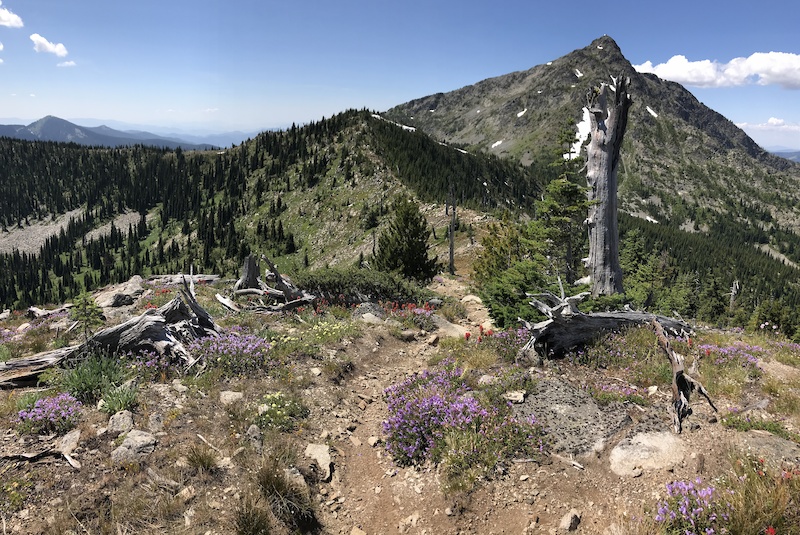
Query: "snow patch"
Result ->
[[491, 140, 503, 149], [370, 113, 416, 132], [546, 61, 553, 66], [575, 68, 584, 78], [564, 107, 591, 160], [477, 110, 480, 114], [597, 45, 604, 50], [646, 106, 658, 118], [456, 148, 467, 154], [537, 90, 543, 94], [517, 108, 527, 118], [645, 216, 659, 224]]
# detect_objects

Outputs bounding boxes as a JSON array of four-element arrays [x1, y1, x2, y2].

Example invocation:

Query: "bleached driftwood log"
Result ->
[[651, 319, 717, 433], [0, 276, 221, 388]]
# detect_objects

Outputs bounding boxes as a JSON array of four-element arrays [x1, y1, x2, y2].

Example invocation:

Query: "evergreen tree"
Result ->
[[373, 195, 439, 282]]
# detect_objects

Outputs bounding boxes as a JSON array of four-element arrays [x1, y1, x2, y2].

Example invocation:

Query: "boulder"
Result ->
[[111, 430, 157, 464]]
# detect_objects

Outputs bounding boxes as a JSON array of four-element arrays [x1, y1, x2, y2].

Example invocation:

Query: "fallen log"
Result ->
[[652, 319, 717, 433], [518, 310, 691, 360], [0, 275, 221, 388]]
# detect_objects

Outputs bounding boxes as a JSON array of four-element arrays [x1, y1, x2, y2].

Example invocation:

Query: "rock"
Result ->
[[559, 509, 581, 532], [107, 410, 134, 435], [310, 367, 322, 377], [246, 424, 263, 453], [359, 312, 385, 325], [398, 511, 420, 533], [425, 334, 439, 346], [305, 443, 332, 481], [609, 432, 685, 476], [111, 430, 157, 464], [367, 436, 381, 447], [430, 314, 469, 339], [148, 413, 164, 433], [461, 294, 483, 304], [16, 322, 30, 332], [478, 374, 497, 386], [219, 391, 243, 405], [58, 429, 81, 455], [94, 276, 144, 308], [397, 330, 417, 342], [172, 379, 188, 394], [502, 390, 526, 403], [351, 527, 367, 535], [349, 436, 362, 447]]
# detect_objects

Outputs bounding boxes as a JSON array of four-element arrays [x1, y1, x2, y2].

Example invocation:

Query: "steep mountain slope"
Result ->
[[384, 36, 800, 241], [0, 116, 215, 150]]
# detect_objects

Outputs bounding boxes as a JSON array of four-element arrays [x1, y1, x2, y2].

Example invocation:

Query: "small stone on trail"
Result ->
[[647, 385, 658, 396], [172, 379, 189, 394], [519, 474, 529, 481], [367, 436, 381, 447], [350, 436, 362, 447], [351, 527, 367, 535], [559, 508, 581, 532], [311, 367, 322, 376]]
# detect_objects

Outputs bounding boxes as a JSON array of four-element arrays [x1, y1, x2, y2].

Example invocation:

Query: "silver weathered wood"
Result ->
[[585, 75, 631, 296]]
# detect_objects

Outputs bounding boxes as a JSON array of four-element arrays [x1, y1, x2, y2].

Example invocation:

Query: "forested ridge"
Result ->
[[0, 109, 535, 308]]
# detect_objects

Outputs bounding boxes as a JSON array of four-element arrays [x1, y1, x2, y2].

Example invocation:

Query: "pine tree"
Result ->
[[373, 195, 439, 282]]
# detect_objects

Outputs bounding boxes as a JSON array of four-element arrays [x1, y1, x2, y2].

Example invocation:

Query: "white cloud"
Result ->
[[57, 60, 76, 67], [30, 33, 68, 57], [0, 42, 4, 51], [767, 117, 785, 126], [634, 51, 800, 89], [0, 1, 23, 28]]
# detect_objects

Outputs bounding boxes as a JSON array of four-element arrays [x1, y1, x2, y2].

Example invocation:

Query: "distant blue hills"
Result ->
[[0, 116, 223, 150]]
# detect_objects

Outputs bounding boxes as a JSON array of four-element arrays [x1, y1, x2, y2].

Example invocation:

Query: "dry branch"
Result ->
[[651, 319, 717, 433]]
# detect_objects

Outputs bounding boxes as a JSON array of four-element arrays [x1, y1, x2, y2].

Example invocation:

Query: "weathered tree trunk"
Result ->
[[586, 74, 631, 297], [233, 255, 264, 292]]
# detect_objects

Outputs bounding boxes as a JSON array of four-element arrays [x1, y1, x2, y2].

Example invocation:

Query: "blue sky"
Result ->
[[1, 0, 799, 149]]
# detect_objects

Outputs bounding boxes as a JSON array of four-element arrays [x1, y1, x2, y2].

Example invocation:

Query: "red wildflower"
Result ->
[[464, 332, 471, 340], [485, 329, 493, 336], [765, 526, 776, 535]]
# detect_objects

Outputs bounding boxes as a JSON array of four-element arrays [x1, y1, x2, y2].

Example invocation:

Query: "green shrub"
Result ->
[[61, 352, 128, 404], [100, 384, 139, 414], [293, 267, 432, 306]]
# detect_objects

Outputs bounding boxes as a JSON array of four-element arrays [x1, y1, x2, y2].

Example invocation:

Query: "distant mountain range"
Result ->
[[0, 116, 221, 150]]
